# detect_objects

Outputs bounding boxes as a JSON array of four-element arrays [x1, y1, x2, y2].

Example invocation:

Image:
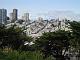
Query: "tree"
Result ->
[[0, 25, 33, 51], [35, 30, 71, 60], [0, 24, 6, 49], [69, 21, 80, 57]]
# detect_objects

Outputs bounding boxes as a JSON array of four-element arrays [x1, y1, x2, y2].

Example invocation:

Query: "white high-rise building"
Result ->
[[0, 9, 7, 24], [10, 13, 14, 22], [22, 13, 30, 23]]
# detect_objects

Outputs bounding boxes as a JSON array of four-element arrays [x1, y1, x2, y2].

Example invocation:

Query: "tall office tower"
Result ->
[[10, 13, 13, 22], [23, 13, 30, 23], [13, 9, 18, 22], [24, 13, 29, 21], [0, 9, 7, 24]]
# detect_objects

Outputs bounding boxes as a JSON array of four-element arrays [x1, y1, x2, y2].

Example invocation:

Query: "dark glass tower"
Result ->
[[13, 9, 18, 21]]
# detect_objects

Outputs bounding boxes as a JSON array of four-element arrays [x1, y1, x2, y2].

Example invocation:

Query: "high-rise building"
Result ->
[[12, 9, 18, 22], [22, 13, 30, 23], [10, 13, 13, 22], [24, 13, 29, 21], [0, 9, 7, 24]]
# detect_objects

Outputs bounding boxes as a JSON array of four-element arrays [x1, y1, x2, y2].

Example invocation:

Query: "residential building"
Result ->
[[0, 9, 7, 24], [9, 13, 14, 22], [12, 9, 18, 22], [22, 13, 30, 24]]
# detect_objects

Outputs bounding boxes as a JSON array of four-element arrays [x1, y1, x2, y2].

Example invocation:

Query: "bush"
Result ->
[[0, 51, 54, 60]]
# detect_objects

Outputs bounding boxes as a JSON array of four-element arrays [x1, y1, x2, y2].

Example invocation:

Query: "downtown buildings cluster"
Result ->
[[0, 9, 30, 25], [0, 9, 71, 37]]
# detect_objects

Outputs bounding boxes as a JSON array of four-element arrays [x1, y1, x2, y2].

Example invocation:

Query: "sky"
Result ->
[[0, 0, 80, 20]]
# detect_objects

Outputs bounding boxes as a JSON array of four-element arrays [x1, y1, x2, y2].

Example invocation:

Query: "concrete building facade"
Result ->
[[10, 9, 18, 22], [0, 9, 7, 24]]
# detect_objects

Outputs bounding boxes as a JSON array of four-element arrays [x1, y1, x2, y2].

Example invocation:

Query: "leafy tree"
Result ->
[[0, 25, 7, 49], [35, 30, 71, 60], [0, 25, 33, 51], [69, 21, 80, 56]]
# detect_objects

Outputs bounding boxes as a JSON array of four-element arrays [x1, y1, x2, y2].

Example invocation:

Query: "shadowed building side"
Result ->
[[0, 9, 7, 25]]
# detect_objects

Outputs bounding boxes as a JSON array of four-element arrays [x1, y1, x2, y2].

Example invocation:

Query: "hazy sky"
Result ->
[[0, 0, 80, 20]]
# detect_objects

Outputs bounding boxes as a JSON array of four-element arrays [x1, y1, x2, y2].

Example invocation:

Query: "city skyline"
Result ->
[[0, 0, 80, 20]]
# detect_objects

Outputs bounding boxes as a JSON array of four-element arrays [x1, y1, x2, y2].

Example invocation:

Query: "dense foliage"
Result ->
[[0, 25, 33, 51], [0, 20, 80, 60], [69, 21, 80, 55], [35, 30, 71, 60]]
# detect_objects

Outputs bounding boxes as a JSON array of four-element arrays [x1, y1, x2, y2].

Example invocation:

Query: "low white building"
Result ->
[[6, 19, 70, 37]]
